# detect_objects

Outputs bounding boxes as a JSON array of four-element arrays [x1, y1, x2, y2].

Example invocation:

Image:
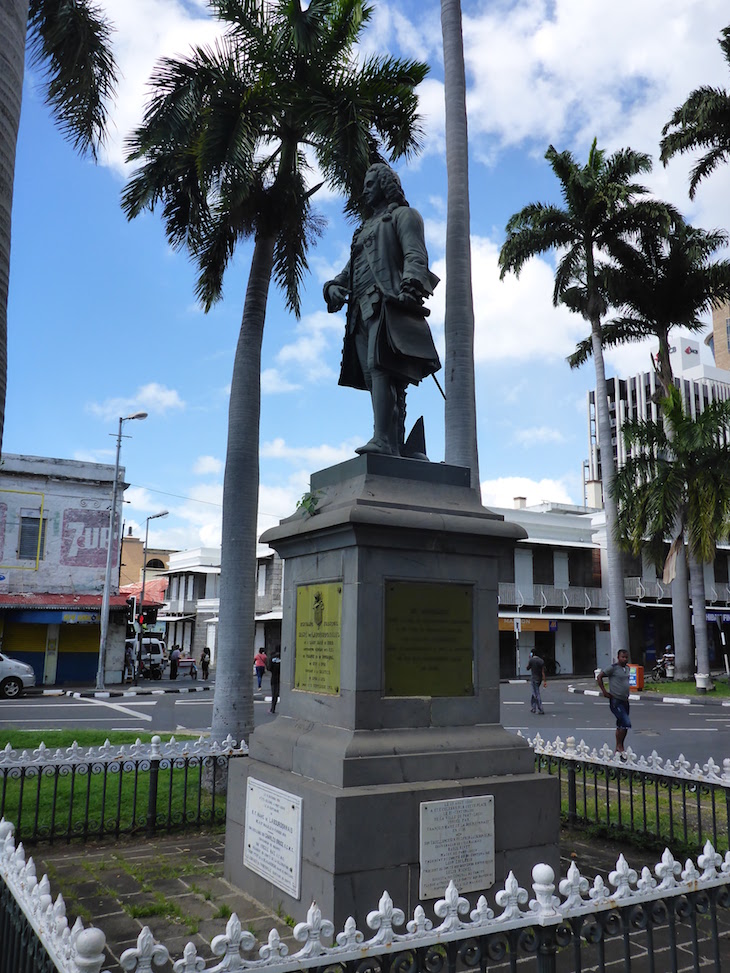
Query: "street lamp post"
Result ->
[[137, 510, 169, 679], [96, 412, 147, 691]]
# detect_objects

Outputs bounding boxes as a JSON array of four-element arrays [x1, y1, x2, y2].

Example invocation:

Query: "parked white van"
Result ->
[[125, 638, 167, 670]]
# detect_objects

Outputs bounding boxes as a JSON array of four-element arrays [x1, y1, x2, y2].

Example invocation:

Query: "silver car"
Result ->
[[0, 652, 36, 698]]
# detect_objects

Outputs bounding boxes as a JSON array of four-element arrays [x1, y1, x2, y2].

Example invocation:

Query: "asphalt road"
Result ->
[[0, 681, 728, 767]]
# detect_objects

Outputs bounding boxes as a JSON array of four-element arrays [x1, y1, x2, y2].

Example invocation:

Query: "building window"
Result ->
[[569, 549, 599, 587], [257, 563, 267, 597], [725, 317, 730, 348], [19, 516, 47, 560], [715, 552, 729, 586], [532, 547, 554, 586]]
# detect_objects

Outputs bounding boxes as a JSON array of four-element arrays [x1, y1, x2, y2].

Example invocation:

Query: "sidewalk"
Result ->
[[568, 676, 730, 707], [30, 828, 674, 973], [28, 670, 275, 701]]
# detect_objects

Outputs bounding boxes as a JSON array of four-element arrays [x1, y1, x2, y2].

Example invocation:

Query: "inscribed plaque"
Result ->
[[243, 778, 302, 899], [419, 795, 495, 899], [294, 582, 342, 694], [384, 581, 474, 696]]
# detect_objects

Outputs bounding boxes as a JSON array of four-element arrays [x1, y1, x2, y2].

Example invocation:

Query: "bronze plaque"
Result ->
[[384, 581, 474, 697], [294, 582, 342, 694]]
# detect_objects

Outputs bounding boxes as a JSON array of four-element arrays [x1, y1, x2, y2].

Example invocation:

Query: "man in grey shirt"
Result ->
[[596, 649, 631, 756]]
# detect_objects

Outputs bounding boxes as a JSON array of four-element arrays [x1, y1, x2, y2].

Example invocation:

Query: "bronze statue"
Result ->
[[324, 163, 440, 457]]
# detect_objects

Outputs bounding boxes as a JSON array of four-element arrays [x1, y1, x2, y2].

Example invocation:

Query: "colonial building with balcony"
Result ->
[[490, 500, 610, 678]]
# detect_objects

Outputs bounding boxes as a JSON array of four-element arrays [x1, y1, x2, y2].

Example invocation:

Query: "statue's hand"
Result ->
[[398, 279, 425, 305], [325, 283, 348, 312]]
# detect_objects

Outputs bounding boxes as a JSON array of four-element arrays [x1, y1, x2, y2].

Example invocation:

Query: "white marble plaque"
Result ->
[[419, 795, 495, 899], [244, 778, 302, 899]]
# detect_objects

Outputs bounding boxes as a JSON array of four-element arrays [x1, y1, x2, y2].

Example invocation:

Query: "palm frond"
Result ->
[[27, 0, 117, 159]]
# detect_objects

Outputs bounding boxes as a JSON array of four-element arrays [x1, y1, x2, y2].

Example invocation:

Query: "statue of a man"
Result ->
[[323, 163, 440, 457]]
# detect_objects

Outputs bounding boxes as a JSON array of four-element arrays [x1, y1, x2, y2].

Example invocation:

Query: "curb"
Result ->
[[568, 684, 730, 707], [65, 685, 214, 699]]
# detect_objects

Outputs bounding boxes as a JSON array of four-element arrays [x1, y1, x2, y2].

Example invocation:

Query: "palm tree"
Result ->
[[569, 220, 730, 678], [660, 25, 730, 197], [122, 0, 427, 743], [440, 0, 479, 488], [499, 141, 672, 660], [614, 385, 730, 689], [0, 0, 116, 452]]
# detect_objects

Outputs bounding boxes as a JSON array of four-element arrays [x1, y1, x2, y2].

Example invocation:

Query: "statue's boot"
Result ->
[[356, 371, 399, 455]]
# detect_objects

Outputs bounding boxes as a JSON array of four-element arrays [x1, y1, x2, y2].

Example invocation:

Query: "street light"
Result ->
[[139, 508, 169, 637], [96, 411, 148, 691]]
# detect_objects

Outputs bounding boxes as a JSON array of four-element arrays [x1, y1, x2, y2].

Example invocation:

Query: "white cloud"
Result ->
[[261, 369, 301, 395], [261, 437, 360, 468], [87, 383, 185, 422], [481, 475, 577, 508], [193, 455, 223, 475], [514, 426, 566, 447], [430, 235, 585, 363], [272, 310, 343, 384]]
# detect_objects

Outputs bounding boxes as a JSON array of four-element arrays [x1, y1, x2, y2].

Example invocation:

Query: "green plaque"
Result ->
[[294, 582, 342, 694], [384, 581, 474, 697]]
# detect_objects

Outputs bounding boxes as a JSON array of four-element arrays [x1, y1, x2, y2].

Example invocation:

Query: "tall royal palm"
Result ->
[[499, 141, 670, 659], [122, 0, 427, 743], [440, 0, 479, 487], [0, 0, 116, 453], [660, 26, 730, 197], [570, 221, 730, 678], [615, 386, 730, 689]]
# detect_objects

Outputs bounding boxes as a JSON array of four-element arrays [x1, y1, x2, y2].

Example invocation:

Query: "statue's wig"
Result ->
[[366, 163, 408, 208]]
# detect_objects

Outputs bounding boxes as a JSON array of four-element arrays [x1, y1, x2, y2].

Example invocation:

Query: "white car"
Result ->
[[0, 652, 36, 698]]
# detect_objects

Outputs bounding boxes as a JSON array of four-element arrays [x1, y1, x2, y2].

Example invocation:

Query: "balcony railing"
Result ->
[[498, 583, 607, 613]]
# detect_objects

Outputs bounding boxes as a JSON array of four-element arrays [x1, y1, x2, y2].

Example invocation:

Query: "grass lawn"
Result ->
[[0, 730, 201, 751], [0, 730, 227, 844], [642, 678, 730, 697]]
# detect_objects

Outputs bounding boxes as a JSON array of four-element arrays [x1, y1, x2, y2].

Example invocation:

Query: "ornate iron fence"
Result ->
[[0, 735, 247, 845], [2, 812, 730, 973], [531, 733, 730, 855]]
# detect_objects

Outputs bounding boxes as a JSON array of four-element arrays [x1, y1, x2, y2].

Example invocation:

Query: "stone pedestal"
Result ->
[[224, 455, 560, 930]]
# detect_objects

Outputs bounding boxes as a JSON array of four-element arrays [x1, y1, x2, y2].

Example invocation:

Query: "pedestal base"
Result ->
[[225, 755, 560, 931]]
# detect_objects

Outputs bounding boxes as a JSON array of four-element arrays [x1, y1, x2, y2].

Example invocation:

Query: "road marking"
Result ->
[[175, 699, 214, 706], [0, 718, 146, 724], [669, 727, 717, 732], [503, 701, 524, 705], [74, 698, 153, 722]]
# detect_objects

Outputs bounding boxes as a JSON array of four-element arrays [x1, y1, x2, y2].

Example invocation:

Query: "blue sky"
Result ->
[[7, 0, 730, 553]]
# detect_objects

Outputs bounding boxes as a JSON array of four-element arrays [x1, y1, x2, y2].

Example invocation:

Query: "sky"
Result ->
[[7, 0, 730, 555]]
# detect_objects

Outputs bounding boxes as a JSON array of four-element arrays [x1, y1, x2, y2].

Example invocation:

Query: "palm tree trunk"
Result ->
[[688, 549, 711, 686], [0, 0, 28, 456], [654, 337, 694, 677], [440, 0, 480, 489], [211, 232, 276, 744], [590, 322, 630, 656], [670, 541, 694, 678]]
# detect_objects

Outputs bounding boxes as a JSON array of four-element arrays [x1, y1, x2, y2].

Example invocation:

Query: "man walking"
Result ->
[[526, 651, 546, 714], [596, 649, 632, 756]]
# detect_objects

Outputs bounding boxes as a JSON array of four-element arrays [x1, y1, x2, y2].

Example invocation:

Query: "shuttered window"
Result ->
[[19, 517, 47, 560]]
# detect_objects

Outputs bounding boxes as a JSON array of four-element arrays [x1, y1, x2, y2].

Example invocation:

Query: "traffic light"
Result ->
[[126, 596, 137, 623], [136, 613, 145, 628]]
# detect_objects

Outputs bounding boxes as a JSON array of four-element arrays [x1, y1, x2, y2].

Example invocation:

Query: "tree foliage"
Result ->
[[660, 25, 730, 197], [123, 0, 427, 313]]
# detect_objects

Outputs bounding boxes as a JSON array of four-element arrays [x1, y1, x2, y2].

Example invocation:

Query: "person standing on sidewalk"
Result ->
[[268, 645, 281, 713], [169, 645, 181, 680], [201, 646, 211, 680], [526, 651, 547, 714], [596, 649, 632, 756], [254, 649, 267, 689]]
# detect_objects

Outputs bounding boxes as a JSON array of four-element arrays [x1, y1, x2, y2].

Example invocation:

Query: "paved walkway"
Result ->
[[32, 828, 730, 973]]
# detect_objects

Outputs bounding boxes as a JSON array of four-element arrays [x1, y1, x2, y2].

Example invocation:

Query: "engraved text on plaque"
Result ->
[[419, 795, 495, 899], [244, 778, 303, 899]]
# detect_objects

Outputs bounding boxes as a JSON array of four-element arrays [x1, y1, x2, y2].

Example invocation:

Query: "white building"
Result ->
[[160, 547, 282, 662]]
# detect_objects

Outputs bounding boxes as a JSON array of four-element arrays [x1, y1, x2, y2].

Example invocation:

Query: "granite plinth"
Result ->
[[227, 456, 558, 929]]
